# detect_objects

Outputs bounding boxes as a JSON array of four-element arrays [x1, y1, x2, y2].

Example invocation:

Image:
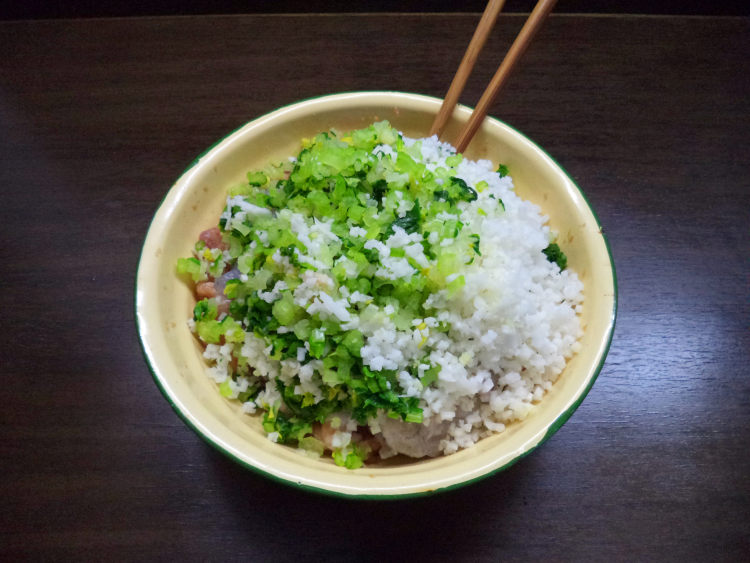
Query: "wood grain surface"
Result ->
[[1, 14, 748, 561]]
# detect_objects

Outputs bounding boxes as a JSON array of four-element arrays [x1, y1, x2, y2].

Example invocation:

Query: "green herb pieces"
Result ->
[[543, 242, 568, 270], [388, 199, 421, 235], [177, 257, 203, 282]]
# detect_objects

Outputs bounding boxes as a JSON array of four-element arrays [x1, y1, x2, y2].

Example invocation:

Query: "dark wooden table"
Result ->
[[2, 13, 748, 560]]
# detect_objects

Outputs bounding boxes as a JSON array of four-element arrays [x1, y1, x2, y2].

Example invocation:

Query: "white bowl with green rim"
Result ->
[[136, 91, 616, 498]]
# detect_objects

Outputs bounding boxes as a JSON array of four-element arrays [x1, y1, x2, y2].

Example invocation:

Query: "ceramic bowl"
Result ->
[[136, 91, 616, 498]]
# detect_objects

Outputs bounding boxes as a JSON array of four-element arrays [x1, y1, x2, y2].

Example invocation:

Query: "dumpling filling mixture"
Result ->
[[177, 121, 583, 468]]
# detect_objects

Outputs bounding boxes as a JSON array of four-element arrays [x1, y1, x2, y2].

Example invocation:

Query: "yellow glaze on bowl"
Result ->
[[136, 92, 616, 498]]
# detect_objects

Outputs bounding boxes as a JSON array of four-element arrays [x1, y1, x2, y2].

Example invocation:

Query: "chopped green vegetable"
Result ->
[[449, 176, 477, 202], [219, 379, 234, 398], [333, 447, 364, 469], [420, 365, 440, 387], [299, 436, 325, 457], [176, 257, 203, 282], [193, 299, 215, 321], [246, 171, 268, 186], [309, 328, 326, 359], [543, 242, 568, 270], [388, 199, 421, 235], [470, 234, 481, 256]]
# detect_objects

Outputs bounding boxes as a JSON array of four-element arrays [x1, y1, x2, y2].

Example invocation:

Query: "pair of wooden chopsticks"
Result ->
[[431, 0, 558, 153]]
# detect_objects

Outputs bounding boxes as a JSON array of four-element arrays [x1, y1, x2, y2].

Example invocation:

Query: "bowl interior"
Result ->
[[136, 92, 615, 497]]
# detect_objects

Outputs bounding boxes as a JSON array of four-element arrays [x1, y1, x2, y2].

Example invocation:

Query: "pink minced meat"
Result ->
[[195, 281, 217, 299], [377, 415, 449, 458], [199, 227, 227, 250]]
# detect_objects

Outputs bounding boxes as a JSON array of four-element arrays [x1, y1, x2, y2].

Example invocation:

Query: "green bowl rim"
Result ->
[[135, 90, 618, 500]]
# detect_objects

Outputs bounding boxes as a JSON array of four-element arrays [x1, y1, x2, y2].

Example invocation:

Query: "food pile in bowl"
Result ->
[[137, 91, 616, 496], [176, 120, 584, 469]]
